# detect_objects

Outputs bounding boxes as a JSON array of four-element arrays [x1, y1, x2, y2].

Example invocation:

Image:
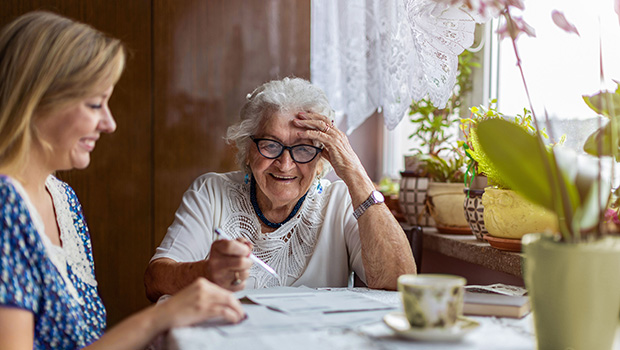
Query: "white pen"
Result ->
[[214, 228, 280, 279]]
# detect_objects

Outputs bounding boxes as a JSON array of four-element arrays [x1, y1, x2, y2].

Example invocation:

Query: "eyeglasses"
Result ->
[[251, 137, 323, 164]]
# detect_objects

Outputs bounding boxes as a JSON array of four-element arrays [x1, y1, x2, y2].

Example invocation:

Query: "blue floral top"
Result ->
[[0, 175, 106, 349]]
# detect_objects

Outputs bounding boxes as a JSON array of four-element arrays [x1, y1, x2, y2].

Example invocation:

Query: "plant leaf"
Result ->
[[476, 119, 554, 210], [583, 119, 620, 160], [582, 91, 620, 118]]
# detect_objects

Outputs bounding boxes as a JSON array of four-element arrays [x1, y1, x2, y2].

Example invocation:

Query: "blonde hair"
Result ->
[[0, 11, 126, 175], [225, 77, 334, 177]]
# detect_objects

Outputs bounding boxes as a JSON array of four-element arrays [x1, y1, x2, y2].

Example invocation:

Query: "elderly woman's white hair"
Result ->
[[226, 77, 334, 178]]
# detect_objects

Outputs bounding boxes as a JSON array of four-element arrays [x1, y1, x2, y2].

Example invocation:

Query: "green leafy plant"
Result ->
[[476, 117, 609, 242], [582, 83, 620, 160], [582, 82, 620, 227], [407, 50, 479, 182], [460, 100, 551, 189], [377, 177, 400, 196]]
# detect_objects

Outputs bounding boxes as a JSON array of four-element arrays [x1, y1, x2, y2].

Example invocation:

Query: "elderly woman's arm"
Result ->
[[294, 113, 416, 290], [340, 162, 417, 290]]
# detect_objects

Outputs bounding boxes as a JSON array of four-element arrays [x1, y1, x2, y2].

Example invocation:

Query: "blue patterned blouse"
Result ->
[[0, 175, 106, 349]]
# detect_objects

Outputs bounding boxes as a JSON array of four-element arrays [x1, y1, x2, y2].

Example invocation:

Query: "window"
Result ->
[[383, 1, 620, 180], [493, 0, 620, 151]]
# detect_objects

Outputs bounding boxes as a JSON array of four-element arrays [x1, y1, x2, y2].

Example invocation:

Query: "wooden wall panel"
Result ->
[[152, 0, 311, 246], [0, 0, 153, 326]]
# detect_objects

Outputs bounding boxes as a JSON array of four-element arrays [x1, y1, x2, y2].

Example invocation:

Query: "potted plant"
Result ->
[[468, 1, 620, 348], [460, 102, 558, 244], [423, 148, 471, 234], [400, 50, 478, 231]]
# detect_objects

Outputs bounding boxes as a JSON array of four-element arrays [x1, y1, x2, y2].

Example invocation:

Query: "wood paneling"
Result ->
[[152, 0, 311, 245], [0, 0, 311, 328]]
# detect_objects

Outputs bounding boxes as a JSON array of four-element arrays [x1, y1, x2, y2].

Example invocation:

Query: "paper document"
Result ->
[[246, 289, 395, 314]]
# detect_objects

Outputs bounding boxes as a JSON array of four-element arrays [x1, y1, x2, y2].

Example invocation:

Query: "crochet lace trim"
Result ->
[[45, 176, 98, 288], [220, 178, 326, 288]]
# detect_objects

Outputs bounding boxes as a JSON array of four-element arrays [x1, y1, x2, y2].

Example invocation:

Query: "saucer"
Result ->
[[383, 312, 480, 342]]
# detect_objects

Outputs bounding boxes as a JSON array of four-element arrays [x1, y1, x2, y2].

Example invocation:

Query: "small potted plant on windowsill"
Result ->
[[422, 148, 471, 234], [460, 101, 558, 243], [400, 50, 478, 229]]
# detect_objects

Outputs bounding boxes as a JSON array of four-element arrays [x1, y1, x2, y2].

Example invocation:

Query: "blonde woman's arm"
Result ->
[[86, 278, 244, 350]]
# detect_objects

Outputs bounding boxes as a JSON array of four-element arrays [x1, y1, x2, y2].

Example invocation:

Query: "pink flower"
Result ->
[[434, 0, 523, 19], [497, 15, 536, 40], [605, 208, 620, 225], [551, 10, 580, 36]]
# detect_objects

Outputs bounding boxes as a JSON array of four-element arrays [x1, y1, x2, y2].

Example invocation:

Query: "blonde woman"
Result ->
[[0, 11, 244, 350]]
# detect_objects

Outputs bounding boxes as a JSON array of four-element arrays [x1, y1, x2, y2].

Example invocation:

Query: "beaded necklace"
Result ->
[[250, 175, 307, 229]]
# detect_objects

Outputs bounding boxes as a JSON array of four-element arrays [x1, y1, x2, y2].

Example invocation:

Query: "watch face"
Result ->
[[372, 190, 384, 202]]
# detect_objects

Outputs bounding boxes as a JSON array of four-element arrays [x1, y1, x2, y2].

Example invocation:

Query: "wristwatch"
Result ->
[[353, 190, 384, 220]]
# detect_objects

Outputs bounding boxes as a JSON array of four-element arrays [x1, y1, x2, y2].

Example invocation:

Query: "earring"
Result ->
[[244, 173, 250, 184], [316, 175, 323, 194]]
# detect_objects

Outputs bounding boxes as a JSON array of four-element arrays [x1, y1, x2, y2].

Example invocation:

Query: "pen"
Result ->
[[214, 228, 280, 279]]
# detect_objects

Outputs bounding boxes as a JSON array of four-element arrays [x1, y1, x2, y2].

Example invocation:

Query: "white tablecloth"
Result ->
[[160, 287, 619, 350]]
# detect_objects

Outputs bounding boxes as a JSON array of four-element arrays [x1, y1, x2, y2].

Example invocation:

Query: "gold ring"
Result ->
[[232, 271, 242, 286], [323, 122, 332, 133]]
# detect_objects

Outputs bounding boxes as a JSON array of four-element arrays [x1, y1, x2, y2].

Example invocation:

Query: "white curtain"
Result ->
[[311, 0, 484, 134]]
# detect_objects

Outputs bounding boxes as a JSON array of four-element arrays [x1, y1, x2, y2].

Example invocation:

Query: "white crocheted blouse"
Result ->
[[151, 171, 366, 289]]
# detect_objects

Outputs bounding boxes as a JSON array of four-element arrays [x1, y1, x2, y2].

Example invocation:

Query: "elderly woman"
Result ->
[[145, 77, 416, 300], [0, 11, 244, 350]]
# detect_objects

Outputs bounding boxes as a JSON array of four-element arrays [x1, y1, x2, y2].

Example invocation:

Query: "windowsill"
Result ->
[[420, 227, 523, 278]]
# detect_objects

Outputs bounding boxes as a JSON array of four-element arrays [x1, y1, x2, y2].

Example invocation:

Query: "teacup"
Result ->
[[397, 274, 466, 329]]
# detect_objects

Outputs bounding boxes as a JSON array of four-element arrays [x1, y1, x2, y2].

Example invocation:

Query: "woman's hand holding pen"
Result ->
[[205, 238, 253, 291]]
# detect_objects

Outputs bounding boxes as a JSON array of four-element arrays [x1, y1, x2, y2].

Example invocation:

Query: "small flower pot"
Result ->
[[463, 188, 488, 241], [399, 171, 434, 227], [482, 188, 557, 240]]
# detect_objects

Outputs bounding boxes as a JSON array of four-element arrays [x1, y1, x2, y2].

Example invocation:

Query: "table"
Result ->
[[156, 287, 620, 350]]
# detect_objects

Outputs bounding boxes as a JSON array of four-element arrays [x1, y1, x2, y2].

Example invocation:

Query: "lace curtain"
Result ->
[[311, 0, 484, 133]]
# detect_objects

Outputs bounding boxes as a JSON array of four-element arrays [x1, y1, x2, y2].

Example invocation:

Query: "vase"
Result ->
[[399, 171, 434, 227], [463, 175, 488, 241], [426, 182, 470, 234], [482, 188, 557, 240], [522, 233, 620, 350], [463, 188, 487, 241]]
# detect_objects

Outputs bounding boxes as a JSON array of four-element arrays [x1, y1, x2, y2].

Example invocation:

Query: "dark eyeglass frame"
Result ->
[[251, 137, 323, 164]]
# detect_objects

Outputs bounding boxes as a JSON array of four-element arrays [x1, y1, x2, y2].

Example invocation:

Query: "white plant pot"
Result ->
[[426, 182, 470, 234]]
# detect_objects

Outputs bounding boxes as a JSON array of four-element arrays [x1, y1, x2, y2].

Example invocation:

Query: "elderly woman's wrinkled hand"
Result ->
[[293, 112, 365, 181], [205, 238, 253, 291]]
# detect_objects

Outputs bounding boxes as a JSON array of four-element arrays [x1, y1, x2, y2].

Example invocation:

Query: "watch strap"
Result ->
[[353, 190, 384, 220]]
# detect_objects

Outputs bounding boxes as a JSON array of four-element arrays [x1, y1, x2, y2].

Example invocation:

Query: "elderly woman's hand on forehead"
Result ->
[[293, 112, 365, 183]]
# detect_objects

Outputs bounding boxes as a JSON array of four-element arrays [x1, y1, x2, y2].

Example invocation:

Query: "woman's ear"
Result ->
[[316, 161, 324, 178]]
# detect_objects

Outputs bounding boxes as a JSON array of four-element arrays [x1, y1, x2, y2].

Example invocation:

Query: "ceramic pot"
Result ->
[[426, 182, 470, 234], [522, 233, 620, 350], [482, 188, 557, 239], [399, 172, 434, 227], [463, 188, 487, 241]]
